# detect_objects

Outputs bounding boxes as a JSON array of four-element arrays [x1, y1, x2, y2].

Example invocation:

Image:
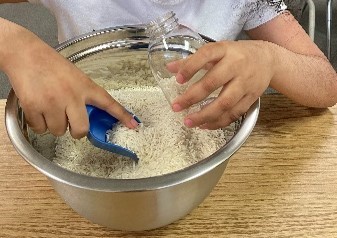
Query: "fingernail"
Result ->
[[172, 103, 183, 112], [133, 115, 141, 123], [130, 118, 139, 128], [175, 73, 185, 84], [184, 118, 194, 128]]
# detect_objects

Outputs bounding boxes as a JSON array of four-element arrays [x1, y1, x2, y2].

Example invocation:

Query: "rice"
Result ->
[[53, 86, 232, 179], [31, 57, 236, 179]]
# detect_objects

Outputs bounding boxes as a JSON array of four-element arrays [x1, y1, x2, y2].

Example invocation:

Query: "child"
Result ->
[[0, 0, 336, 136]]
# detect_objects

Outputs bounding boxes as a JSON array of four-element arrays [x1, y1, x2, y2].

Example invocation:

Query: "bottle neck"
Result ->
[[146, 11, 179, 39]]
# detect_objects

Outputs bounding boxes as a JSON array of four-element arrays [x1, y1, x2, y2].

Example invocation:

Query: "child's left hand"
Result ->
[[167, 40, 275, 129]]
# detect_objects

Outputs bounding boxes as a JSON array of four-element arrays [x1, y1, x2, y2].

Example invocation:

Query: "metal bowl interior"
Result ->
[[5, 25, 260, 230]]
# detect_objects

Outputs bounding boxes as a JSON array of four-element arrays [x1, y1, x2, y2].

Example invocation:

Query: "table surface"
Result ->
[[1, 95, 337, 238]]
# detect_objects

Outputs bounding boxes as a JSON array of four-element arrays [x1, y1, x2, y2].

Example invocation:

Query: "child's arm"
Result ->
[[171, 13, 337, 129], [0, 1, 27, 3], [0, 17, 139, 138]]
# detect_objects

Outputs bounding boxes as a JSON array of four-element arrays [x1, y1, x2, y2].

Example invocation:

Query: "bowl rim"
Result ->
[[5, 26, 260, 192]]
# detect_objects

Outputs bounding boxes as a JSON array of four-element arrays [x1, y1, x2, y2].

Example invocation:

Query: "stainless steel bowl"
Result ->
[[5, 25, 259, 231]]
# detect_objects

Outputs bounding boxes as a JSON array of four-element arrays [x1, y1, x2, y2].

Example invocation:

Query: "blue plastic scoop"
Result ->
[[86, 105, 140, 162]]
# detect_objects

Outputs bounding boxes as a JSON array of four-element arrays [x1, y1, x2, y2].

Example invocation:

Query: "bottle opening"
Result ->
[[146, 11, 179, 38]]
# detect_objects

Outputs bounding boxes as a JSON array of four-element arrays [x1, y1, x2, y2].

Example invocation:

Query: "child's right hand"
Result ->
[[0, 19, 139, 139]]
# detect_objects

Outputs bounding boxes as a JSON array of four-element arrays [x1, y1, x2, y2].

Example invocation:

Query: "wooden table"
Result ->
[[1, 94, 337, 238]]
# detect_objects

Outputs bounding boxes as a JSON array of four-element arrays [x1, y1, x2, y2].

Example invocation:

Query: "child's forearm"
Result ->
[[0, 1, 27, 4], [268, 41, 337, 108], [0, 17, 30, 73], [0, 17, 49, 84]]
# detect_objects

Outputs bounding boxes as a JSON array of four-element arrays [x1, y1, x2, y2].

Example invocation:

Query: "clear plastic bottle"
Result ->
[[146, 11, 217, 114]]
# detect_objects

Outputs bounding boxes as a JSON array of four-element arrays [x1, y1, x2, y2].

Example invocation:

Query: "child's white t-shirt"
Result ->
[[28, 0, 286, 43]]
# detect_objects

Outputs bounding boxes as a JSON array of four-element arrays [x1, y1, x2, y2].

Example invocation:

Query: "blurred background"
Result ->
[[0, 1, 336, 98]]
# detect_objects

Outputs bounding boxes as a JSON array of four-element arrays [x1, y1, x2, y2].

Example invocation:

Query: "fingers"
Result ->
[[25, 107, 68, 137], [66, 103, 89, 139], [22, 79, 139, 139], [183, 79, 245, 128], [43, 107, 68, 137], [200, 94, 257, 130], [175, 42, 227, 84], [184, 93, 256, 130], [24, 111, 47, 134], [167, 58, 216, 76], [172, 57, 235, 112], [86, 84, 139, 129], [166, 58, 185, 73]]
